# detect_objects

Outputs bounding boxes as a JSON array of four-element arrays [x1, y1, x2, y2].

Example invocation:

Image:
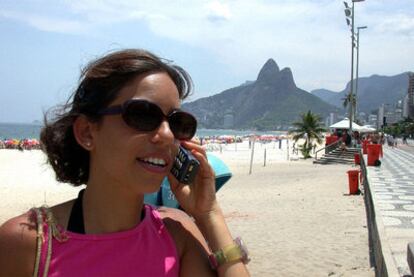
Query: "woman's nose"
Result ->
[[151, 120, 175, 145]]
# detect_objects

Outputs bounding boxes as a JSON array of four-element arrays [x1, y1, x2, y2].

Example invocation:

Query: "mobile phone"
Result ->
[[170, 146, 200, 184]]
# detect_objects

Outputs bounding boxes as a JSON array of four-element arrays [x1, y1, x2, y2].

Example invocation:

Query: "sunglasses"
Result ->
[[98, 99, 197, 140]]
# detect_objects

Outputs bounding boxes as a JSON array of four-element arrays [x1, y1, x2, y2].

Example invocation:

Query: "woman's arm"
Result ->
[[160, 207, 215, 277], [166, 140, 250, 277], [160, 206, 249, 277], [193, 206, 250, 277], [0, 213, 37, 276]]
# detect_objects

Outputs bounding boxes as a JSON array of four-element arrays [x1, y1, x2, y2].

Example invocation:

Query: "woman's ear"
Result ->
[[73, 115, 96, 151]]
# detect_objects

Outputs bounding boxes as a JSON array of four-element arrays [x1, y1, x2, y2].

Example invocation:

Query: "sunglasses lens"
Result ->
[[123, 101, 163, 131], [169, 112, 197, 140], [119, 99, 196, 139]]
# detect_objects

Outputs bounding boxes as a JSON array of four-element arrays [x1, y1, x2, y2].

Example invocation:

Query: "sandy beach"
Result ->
[[0, 140, 374, 276]]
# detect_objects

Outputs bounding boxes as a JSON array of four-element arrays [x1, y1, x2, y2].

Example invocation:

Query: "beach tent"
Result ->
[[329, 118, 363, 132], [144, 153, 232, 208], [359, 125, 377, 133]]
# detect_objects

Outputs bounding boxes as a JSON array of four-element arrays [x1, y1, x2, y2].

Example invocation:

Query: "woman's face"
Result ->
[[90, 72, 181, 194]]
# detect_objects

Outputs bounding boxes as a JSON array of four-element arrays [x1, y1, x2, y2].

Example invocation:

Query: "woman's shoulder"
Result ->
[[157, 206, 194, 224], [156, 207, 210, 255], [0, 211, 38, 249], [0, 199, 75, 275], [49, 199, 76, 229], [0, 210, 37, 238], [157, 206, 200, 236], [0, 211, 38, 275]]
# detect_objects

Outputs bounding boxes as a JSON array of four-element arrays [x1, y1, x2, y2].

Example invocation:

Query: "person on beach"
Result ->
[[387, 134, 395, 148], [403, 134, 408, 145], [0, 49, 250, 276]]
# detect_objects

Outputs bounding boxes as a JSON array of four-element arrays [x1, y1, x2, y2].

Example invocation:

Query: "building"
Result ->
[[358, 112, 367, 125], [394, 100, 404, 122], [408, 73, 414, 119], [377, 104, 385, 129], [403, 94, 410, 118], [380, 103, 403, 127], [368, 114, 377, 127], [374, 74, 414, 127], [325, 112, 338, 127]]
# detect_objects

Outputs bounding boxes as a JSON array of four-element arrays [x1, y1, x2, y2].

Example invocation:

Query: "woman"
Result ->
[[0, 49, 250, 276]]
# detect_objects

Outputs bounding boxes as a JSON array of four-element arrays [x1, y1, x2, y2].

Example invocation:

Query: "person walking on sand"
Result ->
[[403, 134, 408, 145], [387, 135, 395, 148], [0, 49, 250, 277]]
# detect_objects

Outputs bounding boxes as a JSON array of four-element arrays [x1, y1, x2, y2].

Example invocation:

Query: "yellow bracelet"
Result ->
[[208, 237, 250, 269]]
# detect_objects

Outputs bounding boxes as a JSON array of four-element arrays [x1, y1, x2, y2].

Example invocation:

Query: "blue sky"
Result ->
[[1, 0, 413, 123]]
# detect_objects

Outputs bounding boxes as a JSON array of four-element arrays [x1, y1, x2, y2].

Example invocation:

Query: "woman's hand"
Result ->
[[167, 140, 219, 218], [168, 141, 251, 277]]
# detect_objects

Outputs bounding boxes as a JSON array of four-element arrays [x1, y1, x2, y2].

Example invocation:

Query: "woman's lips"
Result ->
[[136, 157, 169, 174]]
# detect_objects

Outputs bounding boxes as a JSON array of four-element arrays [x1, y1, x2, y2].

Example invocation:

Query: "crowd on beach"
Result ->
[[2, 132, 408, 154], [326, 129, 411, 147], [0, 138, 41, 150], [0, 134, 286, 151], [323, 129, 413, 161], [199, 134, 286, 145]]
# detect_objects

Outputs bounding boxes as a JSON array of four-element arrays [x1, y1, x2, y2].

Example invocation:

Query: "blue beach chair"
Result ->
[[144, 153, 232, 208]]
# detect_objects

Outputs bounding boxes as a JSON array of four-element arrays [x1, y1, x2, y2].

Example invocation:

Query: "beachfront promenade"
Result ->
[[364, 142, 414, 276]]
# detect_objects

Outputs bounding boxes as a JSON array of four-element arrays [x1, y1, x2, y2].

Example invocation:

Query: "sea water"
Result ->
[[0, 122, 286, 140], [0, 123, 43, 140]]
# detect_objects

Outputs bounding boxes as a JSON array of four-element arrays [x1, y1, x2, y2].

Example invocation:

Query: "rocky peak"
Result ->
[[279, 67, 296, 89], [256, 59, 280, 83]]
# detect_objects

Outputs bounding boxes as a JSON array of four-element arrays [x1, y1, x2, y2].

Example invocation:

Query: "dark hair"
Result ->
[[40, 49, 193, 186]]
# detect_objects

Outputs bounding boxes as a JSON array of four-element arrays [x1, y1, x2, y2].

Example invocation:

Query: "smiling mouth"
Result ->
[[137, 157, 167, 168]]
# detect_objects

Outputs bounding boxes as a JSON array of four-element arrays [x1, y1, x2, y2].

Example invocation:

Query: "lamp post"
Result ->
[[343, 0, 365, 141], [355, 26, 368, 120]]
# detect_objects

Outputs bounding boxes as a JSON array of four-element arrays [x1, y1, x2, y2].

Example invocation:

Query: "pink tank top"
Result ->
[[38, 205, 179, 276]]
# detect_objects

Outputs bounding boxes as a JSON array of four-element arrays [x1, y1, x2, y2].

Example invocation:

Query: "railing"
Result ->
[[314, 139, 342, 160]]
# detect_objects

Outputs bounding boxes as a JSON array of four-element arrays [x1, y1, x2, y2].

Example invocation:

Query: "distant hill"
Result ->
[[310, 73, 410, 113], [183, 59, 338, 130], [310, 89, 339, 104]]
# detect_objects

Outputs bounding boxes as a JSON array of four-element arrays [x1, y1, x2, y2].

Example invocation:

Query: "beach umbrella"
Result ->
[[144, 153, 232, 208], [329, 118, 363, 131]]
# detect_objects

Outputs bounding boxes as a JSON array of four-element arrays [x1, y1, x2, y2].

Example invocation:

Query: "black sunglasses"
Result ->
[[98, 99, 197, 140]]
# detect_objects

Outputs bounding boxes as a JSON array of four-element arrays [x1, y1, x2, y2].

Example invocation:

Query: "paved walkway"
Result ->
[[366, 142, 414, 276]]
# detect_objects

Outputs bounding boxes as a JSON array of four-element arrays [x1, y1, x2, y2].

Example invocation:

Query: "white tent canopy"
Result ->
[[329, 118, 363, 131], [359, 125, 377, 133]]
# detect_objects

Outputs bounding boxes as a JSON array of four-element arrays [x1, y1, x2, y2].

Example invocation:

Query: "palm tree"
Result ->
[[289, 110, 326, 159], [342, 93, 356, 109]]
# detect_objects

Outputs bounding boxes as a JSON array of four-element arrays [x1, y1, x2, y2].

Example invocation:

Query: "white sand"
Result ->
[[0, 141, 374, 276]]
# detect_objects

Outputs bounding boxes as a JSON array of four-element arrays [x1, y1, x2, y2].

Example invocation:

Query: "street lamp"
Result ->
[[343, 0, 365, 141], [355, 26, 368, 120]]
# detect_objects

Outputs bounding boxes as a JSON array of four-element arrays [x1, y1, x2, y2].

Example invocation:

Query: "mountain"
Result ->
[[183, 59, 338, 130], [310, 89, 338, 105], [311, 73, 410, 113]]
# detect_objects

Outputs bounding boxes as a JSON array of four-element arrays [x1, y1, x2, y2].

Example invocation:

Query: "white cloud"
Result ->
[[376, 14, 414, 36], [0, 9, 87, 34], [206, 1, 231, 22], [1, 0, 413, 92]]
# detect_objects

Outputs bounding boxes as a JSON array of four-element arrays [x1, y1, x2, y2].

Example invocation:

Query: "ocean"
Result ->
[[0, 122, 286, 140], [0, 123, 43, 140]]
